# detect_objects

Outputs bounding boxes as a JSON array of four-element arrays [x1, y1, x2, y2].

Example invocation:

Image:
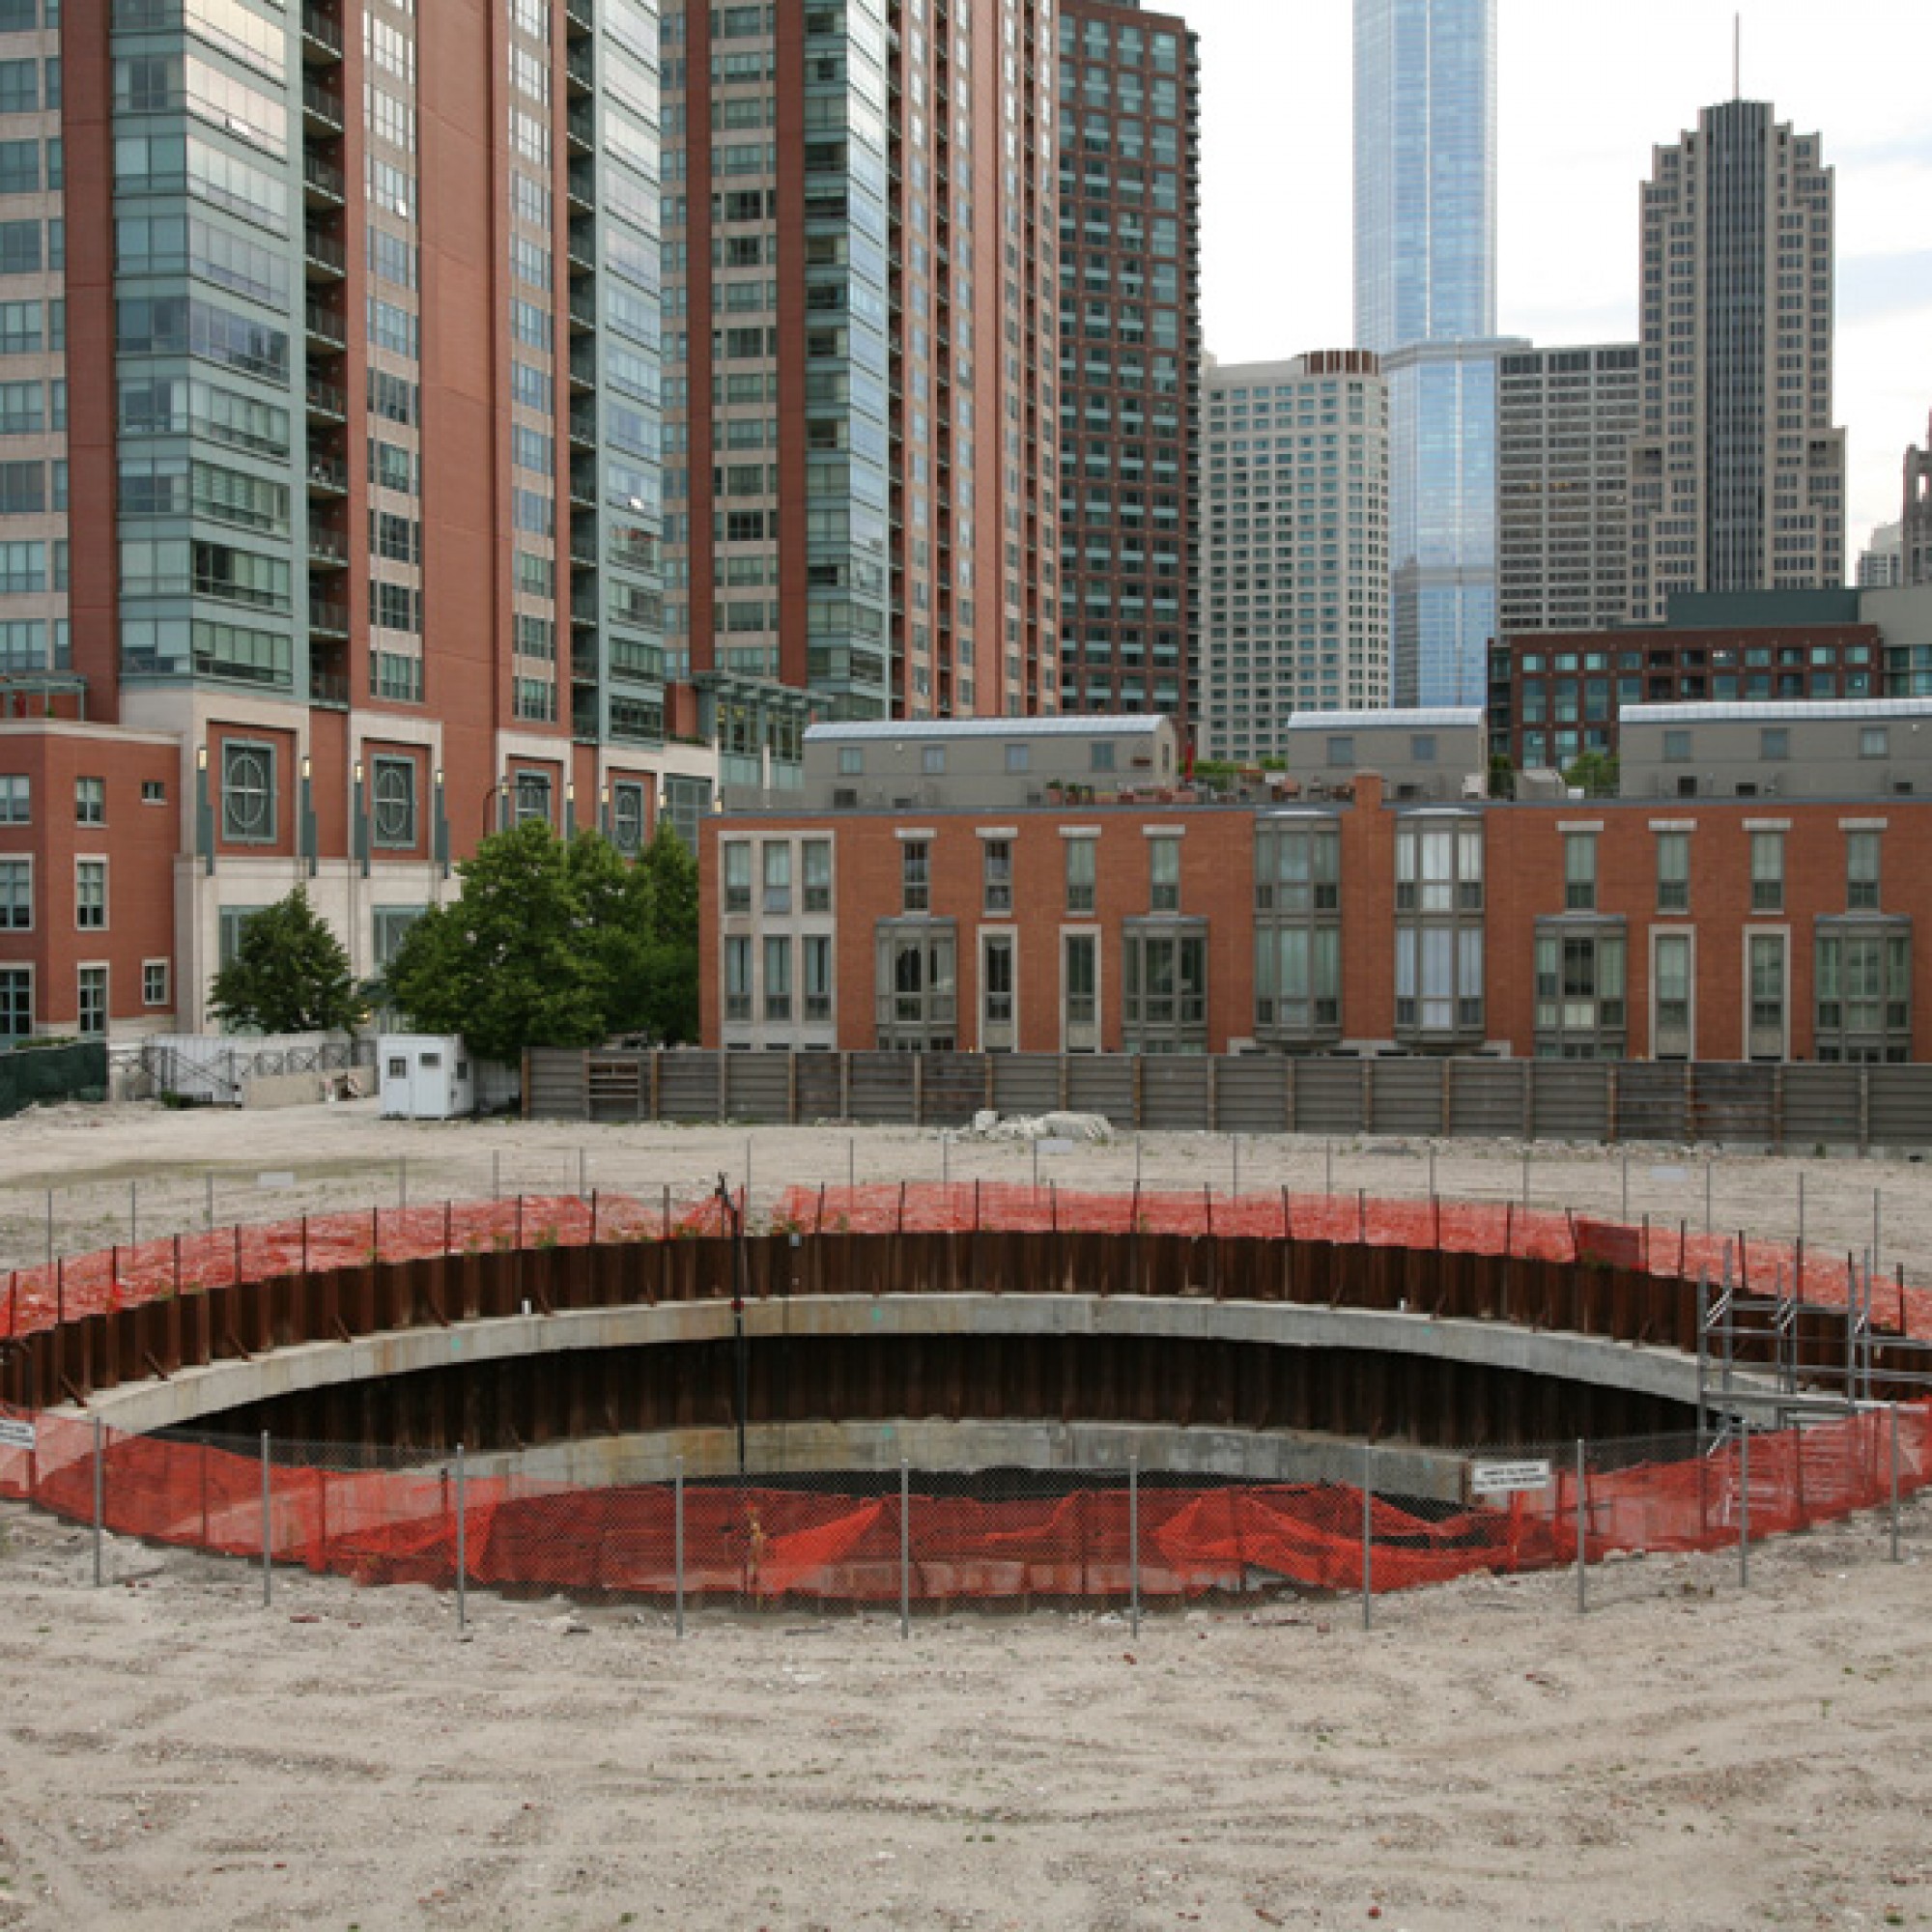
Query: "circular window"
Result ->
[[373, 761, 413, 844], [224, 746, 271, 839]]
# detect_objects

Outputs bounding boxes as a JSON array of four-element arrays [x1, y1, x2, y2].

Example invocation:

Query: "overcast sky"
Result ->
[[1178, 0, 1932, 563]]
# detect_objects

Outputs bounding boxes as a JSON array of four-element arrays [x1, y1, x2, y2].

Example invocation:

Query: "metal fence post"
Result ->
[[1739, 1426, 1750, 1590], [1128, 1454, 1141, 1640], [455, 1442, 468, 1632], [899, 1458, 911, 1641], [1890, 1405, 1902, 1565], [92, 1415, 104, 1587], [260, 1430, 273, 1607], [1575, 1439, 1587, 1615], [1361, 1442, 1374, 1632], [673, 1456, 685, 1639]]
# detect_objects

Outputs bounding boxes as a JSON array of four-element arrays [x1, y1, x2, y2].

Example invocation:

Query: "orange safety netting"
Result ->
[[3, 1403, 1926, 1605], [771, 1183, 1932, 1339], [6, 1181, 1926, 1342], [0, 1192, 730, 1340]]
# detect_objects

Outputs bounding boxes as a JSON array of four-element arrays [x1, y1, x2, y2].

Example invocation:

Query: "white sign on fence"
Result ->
[[0, 1417, 36, 1452], [1469, 1459, 1552, 1497]]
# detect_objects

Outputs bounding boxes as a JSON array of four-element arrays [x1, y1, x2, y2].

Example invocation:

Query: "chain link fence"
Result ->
[[5, 1406, 1923, 1634]]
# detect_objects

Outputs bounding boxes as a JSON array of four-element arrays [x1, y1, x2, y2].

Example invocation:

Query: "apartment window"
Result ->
[[1652, 932, 1691, 1060], [724, 935, 752, 1022], [0, 963, 28, 1037], [761, 840, 790, 914], [1004, 743, 1030, 774], [1325, 734, 1354, 768], [1394, 815, 1485, 1044], [371, 906, 424, 972], [1662, 729, 1692, 761], [1063, 932, 1098, 1047], [1064, 835, 1096, 915], [900, 838, 930, 913], [1148, 835, 1180, 913], [981, 838, 1012, 915], [1122, 924, 1208, 1054], [1534, 924, 1627, 1059], [1397, 925, 1485, 1037], [1760, 727, 1789, 761], [1655, 831, 1689, 913], [981, 932, 1015, 1041], [1846, 830, 1880, 912], [0, 853, 26, 928], [802, 838, 832, 913], [1256, 925, 1340, 1038], [874, 922, 956, 1050], [141, 780, 166, 805], [142, 960, 170, 1009], [513, 771, 552, 825], [220, 738, 275, 842], [920, 744, 945, 776], [722, 839, 752, 914], [1091, 739, 1117, 773], [1395, 819, 1483, 913], [802, 934, 833, 1023], [1563, 833, 1598, 912], [1256, 822, 1339, 913], [1747, 932, 1786, 1062], [838, 746, 862, 777], [75, 857, 105, 929], [76, 963, 106, 1037], [0, 771, 25, 822], [370, 755, 416, 849], [1749, 831, 1785, 913], [1814, 925, 1912, 1064], [1860, 726, 1889, 760], [1410, 734, 1436, 764], [762, 935, 791, 1021], [610, 781, 646, 857]]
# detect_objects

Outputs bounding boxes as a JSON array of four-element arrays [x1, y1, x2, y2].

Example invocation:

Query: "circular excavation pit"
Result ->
[[2, 1181, 1928, 1610]]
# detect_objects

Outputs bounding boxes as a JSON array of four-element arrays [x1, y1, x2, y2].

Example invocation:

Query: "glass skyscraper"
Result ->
[[1353, 0, 1514, 706]]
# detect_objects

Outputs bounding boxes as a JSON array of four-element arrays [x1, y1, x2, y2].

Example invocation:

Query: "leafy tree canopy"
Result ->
[[1562, 750, 1620, 798], [208, 888, 359, 1035], [384, 817, 699, 1062]]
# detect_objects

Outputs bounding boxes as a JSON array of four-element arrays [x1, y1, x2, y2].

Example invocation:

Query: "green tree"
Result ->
[[1488, 752, 1518, 801], [386, 819, 608, 1063], [1562, 750, 1620, 798], [207, 889, 359, 1035], [384, 816, 701, 1060], [627, 818, 699, 1044]]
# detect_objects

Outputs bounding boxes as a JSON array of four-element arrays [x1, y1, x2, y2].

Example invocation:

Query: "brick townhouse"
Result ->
[[702, 712, 1929, 1065]]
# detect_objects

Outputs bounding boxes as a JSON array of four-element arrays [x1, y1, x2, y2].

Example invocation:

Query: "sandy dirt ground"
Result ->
[[0, 1494, 1926, 1932], [0, 1098, 1924, 1281], [1, 1101, 1930, 1929]]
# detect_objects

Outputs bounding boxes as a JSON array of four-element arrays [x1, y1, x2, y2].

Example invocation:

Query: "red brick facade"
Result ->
[[705, 773, 1932, 1063]]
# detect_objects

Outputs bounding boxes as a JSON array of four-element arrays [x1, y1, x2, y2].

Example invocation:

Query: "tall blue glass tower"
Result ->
[[1353, 0, 1514, 706]]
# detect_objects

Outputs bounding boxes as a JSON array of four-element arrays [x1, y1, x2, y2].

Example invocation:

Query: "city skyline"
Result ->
[[1182, 0, 1932, 565]]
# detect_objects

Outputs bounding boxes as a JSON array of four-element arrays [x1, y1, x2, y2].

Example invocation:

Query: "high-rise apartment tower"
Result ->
[[0, 0, 722, 1040], [1203, 353, 1389, 763], [1628, 100, 1845, 622], [1055, 0, 1201, 729], [1496, 344, 1640, 634], [658, 0, 1061, 728]]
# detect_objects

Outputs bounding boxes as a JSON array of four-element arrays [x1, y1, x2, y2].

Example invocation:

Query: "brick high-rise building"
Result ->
[[2, 0, 723, 1042], [1628, 100, 1845, 623], [1055, 0, 1201, 730], [659, 0, 1060, 728]]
